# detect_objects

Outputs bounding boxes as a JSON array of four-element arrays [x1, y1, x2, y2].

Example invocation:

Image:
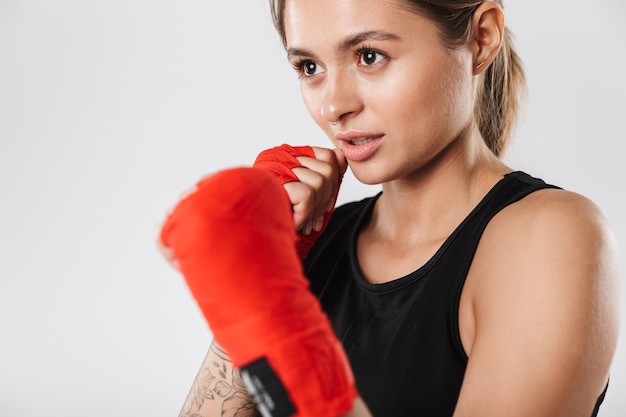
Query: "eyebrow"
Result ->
[[286, 30, 401, 61], [337, 30, 400, 53]]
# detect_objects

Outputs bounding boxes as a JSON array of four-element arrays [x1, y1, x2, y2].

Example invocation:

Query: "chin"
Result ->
[[350, 165, 388, 186]]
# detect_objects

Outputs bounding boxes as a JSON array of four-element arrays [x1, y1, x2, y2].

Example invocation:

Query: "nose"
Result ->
[[320, 69, 362, 125]]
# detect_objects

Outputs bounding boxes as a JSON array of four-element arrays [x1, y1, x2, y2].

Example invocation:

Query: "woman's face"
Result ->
[[284, 0, 478, 185]]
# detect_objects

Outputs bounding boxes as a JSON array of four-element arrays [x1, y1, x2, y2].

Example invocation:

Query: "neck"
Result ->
[[371, 134, 510, 247]]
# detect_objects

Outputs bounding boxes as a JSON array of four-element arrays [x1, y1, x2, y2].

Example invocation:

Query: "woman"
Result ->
[[160, 0, 620, 416]]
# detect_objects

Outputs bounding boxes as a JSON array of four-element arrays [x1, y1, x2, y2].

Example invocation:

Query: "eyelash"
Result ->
[[291, 46, 389, 79], [355, 46, 387, 68], [291, 59, 318, 79]]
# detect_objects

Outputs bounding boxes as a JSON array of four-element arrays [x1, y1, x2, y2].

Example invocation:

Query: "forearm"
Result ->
[[164, 167, 368, 417], [179, 341, 260, 417], [179, 341, 372, 417]]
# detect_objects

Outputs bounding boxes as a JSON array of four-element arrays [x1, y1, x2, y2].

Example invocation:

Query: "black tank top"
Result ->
[[303, 171, 606, 417]]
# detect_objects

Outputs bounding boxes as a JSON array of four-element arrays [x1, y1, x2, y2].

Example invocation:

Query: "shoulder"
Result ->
[[483, 187, 615, 263], [471, 186, 619, 305], [465, 186, 620, 331], [456, 187, 620, 414]]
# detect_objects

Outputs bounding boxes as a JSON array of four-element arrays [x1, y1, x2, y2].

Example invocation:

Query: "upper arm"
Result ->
[[455, 190, 620, 417]]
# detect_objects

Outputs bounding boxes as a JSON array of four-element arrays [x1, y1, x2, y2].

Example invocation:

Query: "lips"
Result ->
[[349, 137, 375, 146], [336, 131, 384, 162]]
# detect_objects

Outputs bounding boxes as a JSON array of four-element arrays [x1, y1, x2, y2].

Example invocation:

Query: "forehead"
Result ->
[[283, 0, 427, 47]]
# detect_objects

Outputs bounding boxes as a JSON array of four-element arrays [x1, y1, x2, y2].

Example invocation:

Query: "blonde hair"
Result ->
[[269, 0, 526, 157]]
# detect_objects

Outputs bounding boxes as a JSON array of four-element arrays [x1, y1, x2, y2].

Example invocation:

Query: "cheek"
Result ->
[[300, 85, 339, 143], [360, 69, 435, 135], [438, 70, 475, 135], [395, 61, 473, 136], [434, 52, 475, 119], [301, 86, 322, 125]]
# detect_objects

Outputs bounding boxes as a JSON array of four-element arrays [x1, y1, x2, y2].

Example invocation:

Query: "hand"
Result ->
[[156, 233, 178, 271], [158, 167, 361, 417], [155, 178, 210, 271], [158, 145, 348, 268], [285, 147, 347, 235]]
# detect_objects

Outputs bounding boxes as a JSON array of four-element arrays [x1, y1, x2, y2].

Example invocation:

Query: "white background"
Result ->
[[1, 1, 624, 416]]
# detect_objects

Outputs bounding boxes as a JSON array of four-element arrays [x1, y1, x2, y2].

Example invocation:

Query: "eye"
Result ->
[[292, 59, 324, 78], [358, 49, 386, 67], [303, 61, 319, 76]]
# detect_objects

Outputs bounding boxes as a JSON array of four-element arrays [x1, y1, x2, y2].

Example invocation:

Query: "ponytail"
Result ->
[[475, 27, 526, 156]]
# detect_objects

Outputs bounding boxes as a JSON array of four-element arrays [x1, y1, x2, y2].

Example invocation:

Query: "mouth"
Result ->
[[336, 130, 383, 143], [348, 137, 377, 146], [336, 132, 385, 162]]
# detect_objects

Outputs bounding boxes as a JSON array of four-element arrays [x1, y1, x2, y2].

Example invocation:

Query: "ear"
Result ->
[[470, 2, 505, 75]]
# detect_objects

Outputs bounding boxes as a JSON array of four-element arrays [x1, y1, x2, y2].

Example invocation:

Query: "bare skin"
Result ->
[[177, 341, 371, 417], [281, 3, 619, 414], [167, 0, 620, 416], [177, 342, 260, 417]]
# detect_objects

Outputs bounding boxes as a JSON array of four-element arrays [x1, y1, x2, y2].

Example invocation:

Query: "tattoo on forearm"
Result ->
[[179, 343, 260, 417]]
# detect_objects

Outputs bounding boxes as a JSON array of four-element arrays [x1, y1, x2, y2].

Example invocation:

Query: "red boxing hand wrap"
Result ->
[[253, 144, 316, 184], [160, 167, 357, 417], [253, 144, 343, 260]]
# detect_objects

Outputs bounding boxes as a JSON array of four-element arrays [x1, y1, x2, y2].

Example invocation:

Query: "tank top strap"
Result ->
[[438, 171, 560, 359], [446, 170, 560, 257]]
